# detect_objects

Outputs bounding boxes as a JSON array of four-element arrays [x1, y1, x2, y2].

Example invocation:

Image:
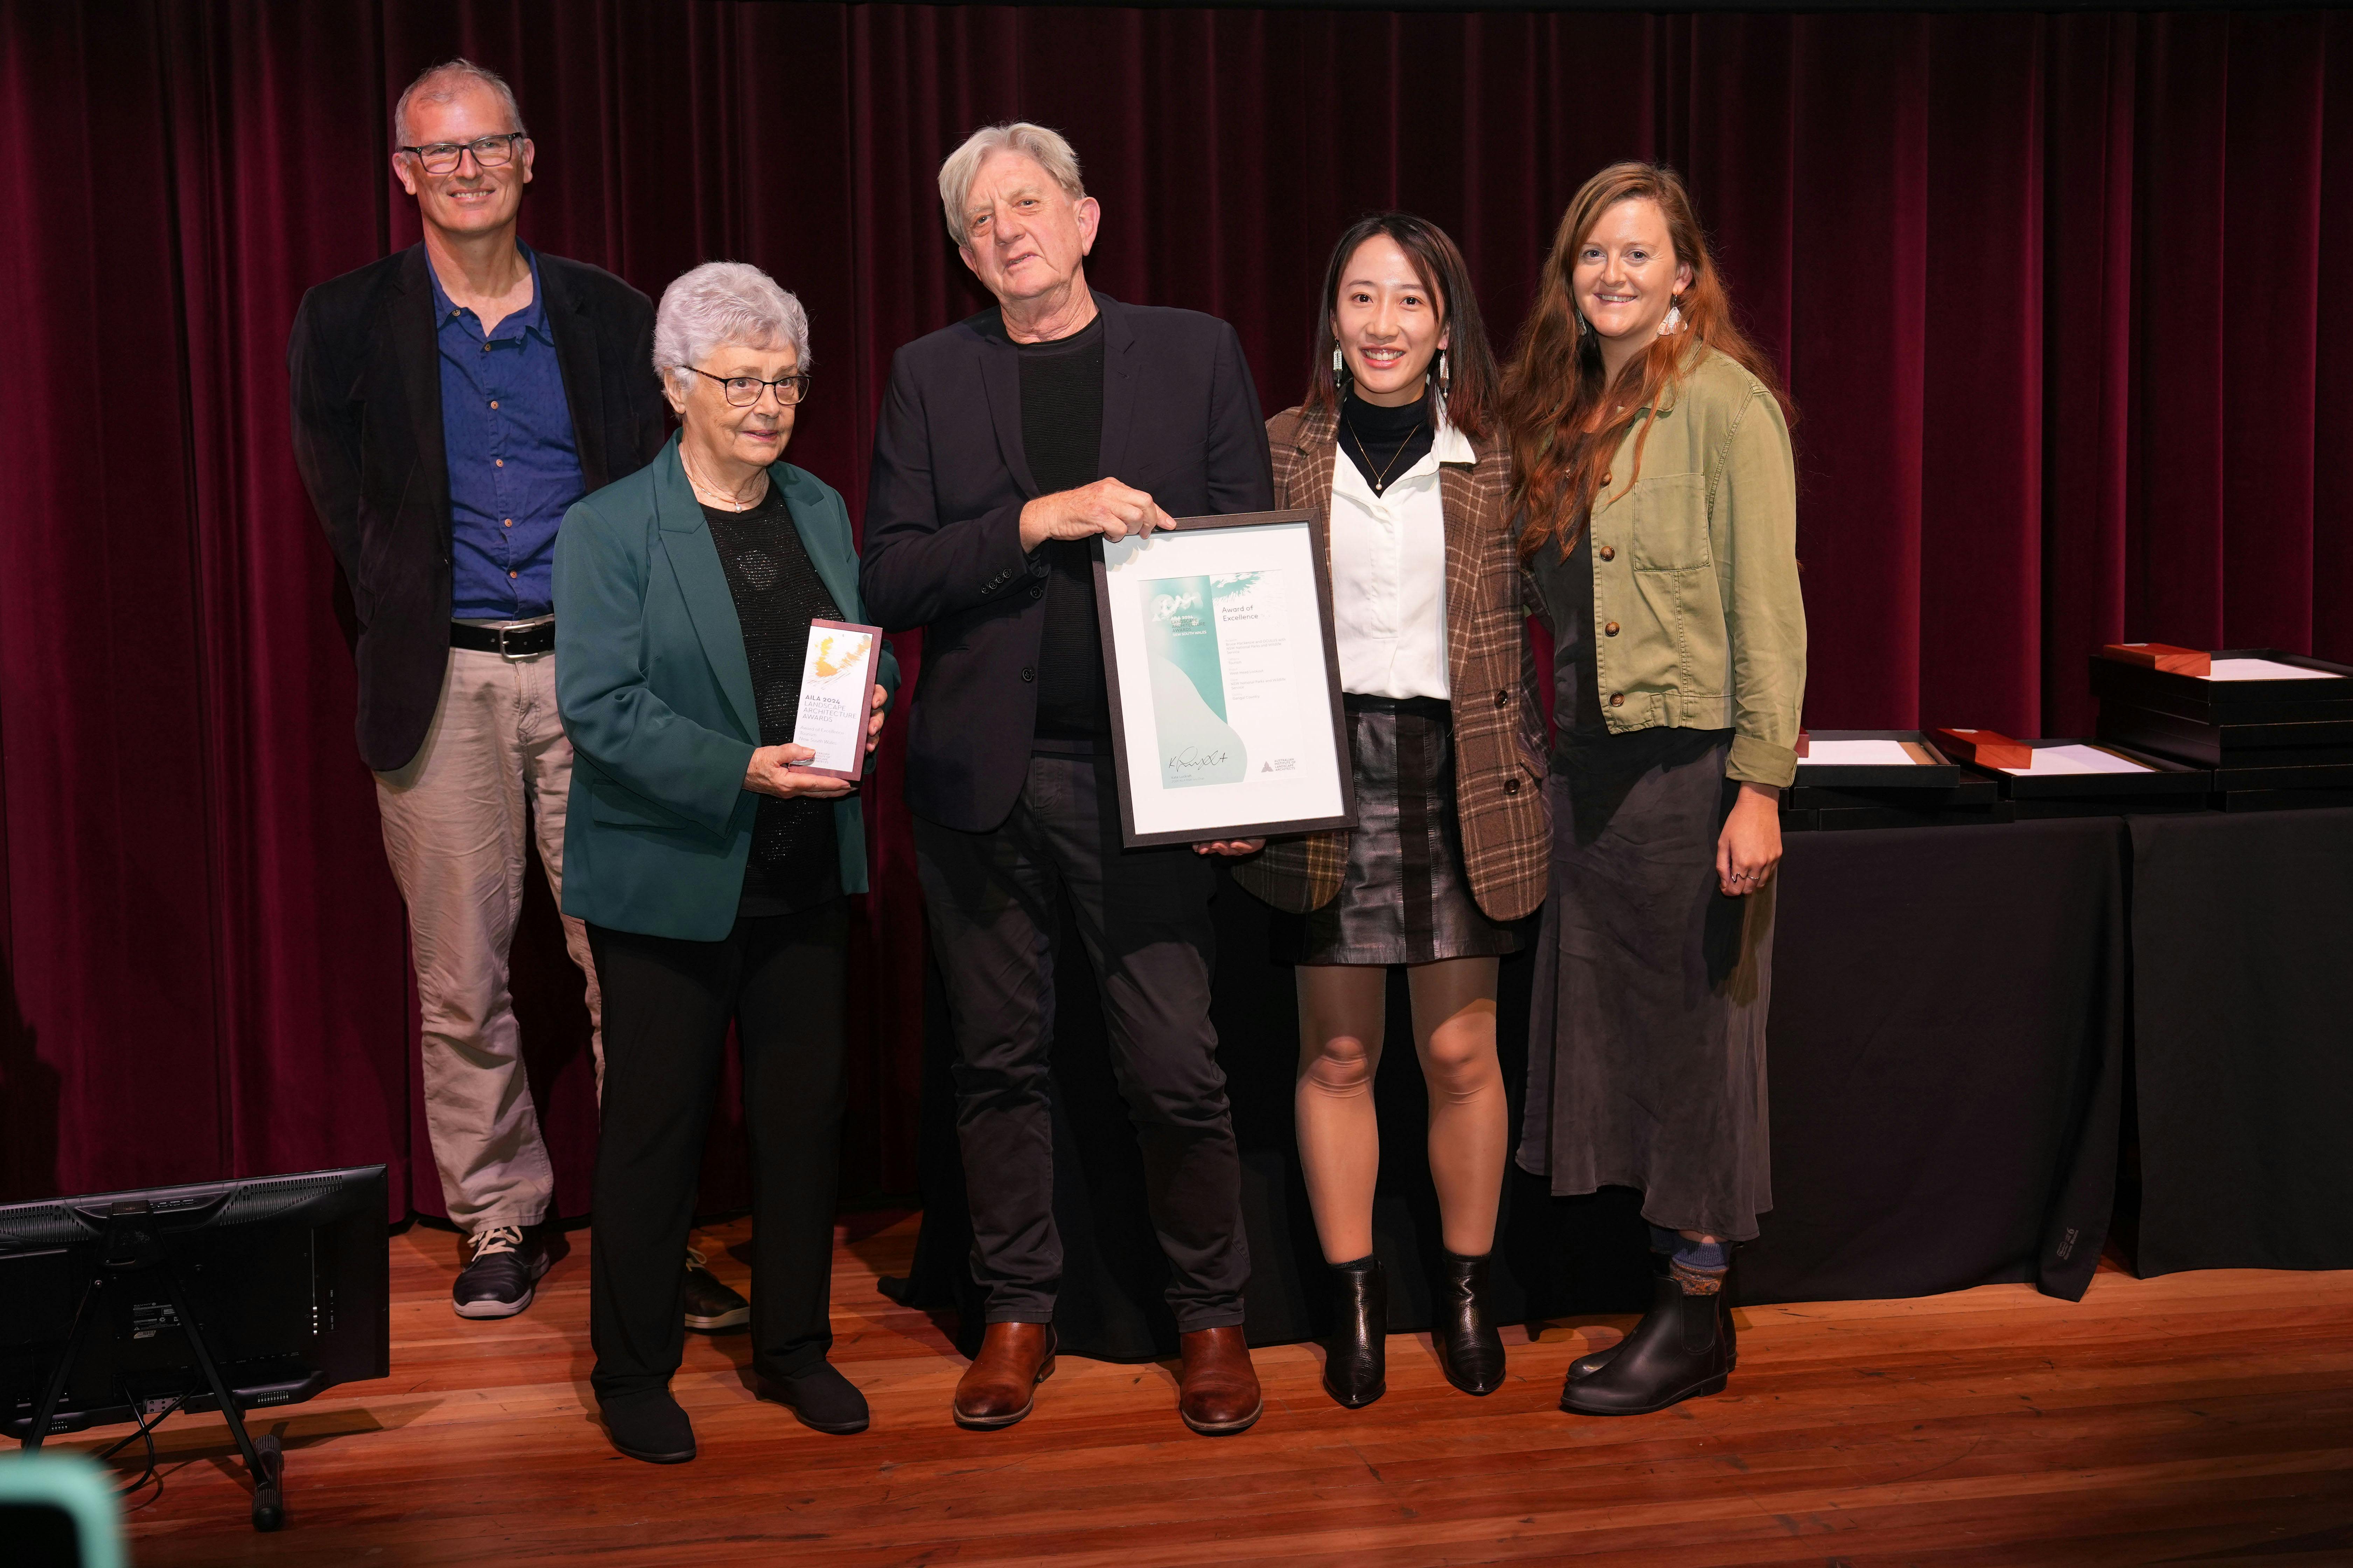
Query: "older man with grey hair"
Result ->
[[289, 59, 753, 1330], [862, 121, 1275, 1437]]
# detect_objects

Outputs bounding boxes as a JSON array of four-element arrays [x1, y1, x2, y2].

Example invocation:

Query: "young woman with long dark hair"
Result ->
[[1502, 163, 1805, 1417], [1233, 214, 1548, 1409]]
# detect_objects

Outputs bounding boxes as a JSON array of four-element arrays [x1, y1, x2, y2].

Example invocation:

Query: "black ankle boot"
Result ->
[[1322, 1256, 1386, 1408], [1560, 1272, 1729, 1416], [1434, 1251, 1506, 1396], [1571, 1257, 1736, 1381]]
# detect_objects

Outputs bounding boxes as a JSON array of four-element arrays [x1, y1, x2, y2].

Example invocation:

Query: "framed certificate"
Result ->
[[790, 619, 883, 782], [1092, 509, 1356, 848]]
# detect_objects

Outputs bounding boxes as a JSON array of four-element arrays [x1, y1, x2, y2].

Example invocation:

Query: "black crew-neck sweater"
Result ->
[[1012, 312, 1110, 747]]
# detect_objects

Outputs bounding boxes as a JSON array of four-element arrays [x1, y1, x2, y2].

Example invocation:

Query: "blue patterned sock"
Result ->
[[1669, 1233, 1729, 1294]]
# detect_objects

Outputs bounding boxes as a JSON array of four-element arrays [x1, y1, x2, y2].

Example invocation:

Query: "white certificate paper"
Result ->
[[1995, 743, 2154, 777], [1100, 516, 1351, 845], [791, 620, 880, 780], [2204, 657, 2337, 682], [1802, 738, 1921, 768]]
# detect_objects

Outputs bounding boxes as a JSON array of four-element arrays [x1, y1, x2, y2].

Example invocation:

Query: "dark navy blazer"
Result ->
[[858, 293, 1274, 833]]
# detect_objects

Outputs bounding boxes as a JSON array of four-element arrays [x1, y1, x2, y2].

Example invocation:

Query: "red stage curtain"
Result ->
[[4, 3, 2349, 1214]]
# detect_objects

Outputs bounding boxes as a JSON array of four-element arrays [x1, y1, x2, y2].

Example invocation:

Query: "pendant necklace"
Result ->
[[1340, 400, 1425, 494], [683, 446, 765, 512]]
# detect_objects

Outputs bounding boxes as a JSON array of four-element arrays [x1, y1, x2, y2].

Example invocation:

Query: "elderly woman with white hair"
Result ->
[[554, 260, 896, 1464]]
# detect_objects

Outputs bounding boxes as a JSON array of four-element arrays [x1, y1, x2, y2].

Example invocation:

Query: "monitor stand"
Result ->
[[19, 1202, 287, 1532]]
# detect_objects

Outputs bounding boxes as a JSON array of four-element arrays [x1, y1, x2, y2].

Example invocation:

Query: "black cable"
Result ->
[[98, 1381, 187, 1508]]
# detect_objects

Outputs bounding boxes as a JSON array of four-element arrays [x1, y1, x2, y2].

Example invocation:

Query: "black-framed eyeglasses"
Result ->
[[684, 366, 813, 407], [397, 133, 527, 176]]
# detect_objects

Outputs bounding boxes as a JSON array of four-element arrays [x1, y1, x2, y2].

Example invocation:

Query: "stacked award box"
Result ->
[[2091, 645, 2353, 810], [1781, 731, 2008, 831], [1933, 726, 2208, 817]]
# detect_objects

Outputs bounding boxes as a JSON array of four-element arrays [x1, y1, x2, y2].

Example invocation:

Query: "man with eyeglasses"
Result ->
[[287, 59, 732, 1325]]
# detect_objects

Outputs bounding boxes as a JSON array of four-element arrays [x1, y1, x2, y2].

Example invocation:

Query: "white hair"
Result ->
[[393, 58, 527, 148], [937, 122, 1086, 247], [653, 262, 812, 400]]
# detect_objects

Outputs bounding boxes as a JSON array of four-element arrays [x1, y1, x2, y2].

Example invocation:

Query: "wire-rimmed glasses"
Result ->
[[683, 366, 814, 408]]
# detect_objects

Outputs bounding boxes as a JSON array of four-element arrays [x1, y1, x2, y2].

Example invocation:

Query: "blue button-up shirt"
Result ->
[[430, 245, 586, 620]]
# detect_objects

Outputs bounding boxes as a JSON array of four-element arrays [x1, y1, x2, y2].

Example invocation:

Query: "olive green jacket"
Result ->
[[1533, 345, 1807, 787]]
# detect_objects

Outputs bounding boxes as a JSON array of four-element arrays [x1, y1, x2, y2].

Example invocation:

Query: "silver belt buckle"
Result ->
[[495, 618, 551, 661]]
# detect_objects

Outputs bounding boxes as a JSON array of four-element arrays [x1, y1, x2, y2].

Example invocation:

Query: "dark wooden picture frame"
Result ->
[[1091, 508, 1357, 849]]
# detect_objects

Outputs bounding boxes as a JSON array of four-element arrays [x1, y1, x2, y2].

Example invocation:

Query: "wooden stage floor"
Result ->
[[62, 1214, 2353, 1566]]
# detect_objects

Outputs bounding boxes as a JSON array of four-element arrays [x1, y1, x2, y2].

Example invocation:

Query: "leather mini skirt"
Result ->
[[1270, 694, 1519, 967]]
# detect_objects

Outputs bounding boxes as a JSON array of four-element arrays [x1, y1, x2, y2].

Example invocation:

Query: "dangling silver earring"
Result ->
[[1658, 299, 1684, 337], [1436, 348, 1450, 401], [1332, 344, 1345, 375]]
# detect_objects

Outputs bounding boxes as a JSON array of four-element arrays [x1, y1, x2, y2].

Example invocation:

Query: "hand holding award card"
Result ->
[[791, 620, 884, 781]]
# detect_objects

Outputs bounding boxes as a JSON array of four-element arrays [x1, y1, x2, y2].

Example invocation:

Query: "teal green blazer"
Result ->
[[554, 432, 898, 941]]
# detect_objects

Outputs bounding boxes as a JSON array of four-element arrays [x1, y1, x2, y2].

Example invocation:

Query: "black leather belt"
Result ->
[[450, 620, 556, 658]]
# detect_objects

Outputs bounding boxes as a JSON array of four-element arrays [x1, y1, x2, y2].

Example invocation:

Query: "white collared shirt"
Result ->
[[1327, 409, 1474, 699]]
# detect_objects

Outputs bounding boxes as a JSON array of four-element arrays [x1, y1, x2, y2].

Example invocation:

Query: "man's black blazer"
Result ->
[[860, 293, 1275, 833], [287, 244, 668, 772]]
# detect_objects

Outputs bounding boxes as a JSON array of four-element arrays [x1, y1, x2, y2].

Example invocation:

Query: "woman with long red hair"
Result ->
[[1503, 162, 1806, 1416]]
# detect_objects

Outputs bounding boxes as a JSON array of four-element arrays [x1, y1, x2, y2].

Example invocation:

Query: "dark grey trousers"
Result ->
[[913, 754, 1249, 1331]]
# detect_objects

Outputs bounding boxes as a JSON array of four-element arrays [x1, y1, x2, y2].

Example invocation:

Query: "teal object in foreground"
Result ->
[[0, 1452, 126, 1568]]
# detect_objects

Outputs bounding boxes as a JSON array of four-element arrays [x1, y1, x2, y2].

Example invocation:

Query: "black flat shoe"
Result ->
[[1322, 1256, 1386, 1408], [601, 1387, 697, 1463], [1560, 1274, 1730, 1417], [1434, 1251, 1505, 1397], [764, 1360, 870, 1434]]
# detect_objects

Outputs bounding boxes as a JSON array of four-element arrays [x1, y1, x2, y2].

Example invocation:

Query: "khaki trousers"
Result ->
[[375, 645, 601, 1236]]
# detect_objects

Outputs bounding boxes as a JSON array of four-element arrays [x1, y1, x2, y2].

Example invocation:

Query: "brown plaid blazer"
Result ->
[[1230, 403, 1551, 922]]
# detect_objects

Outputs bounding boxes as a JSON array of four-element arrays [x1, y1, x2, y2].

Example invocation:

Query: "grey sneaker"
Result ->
[[452, 1224, 550, 1319], [682, 1247, 750, 1331]]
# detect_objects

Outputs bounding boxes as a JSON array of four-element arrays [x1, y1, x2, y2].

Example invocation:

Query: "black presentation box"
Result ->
[[2092, 648, 2353, 796], [2096, 706, 2353, 767], [1784, 732, 2006, 831], [1955, 738, 2209, 818], [1791, 730, 1963, 790], [2212, 785, 2353, 812], [2089, 648, 2353, 727]]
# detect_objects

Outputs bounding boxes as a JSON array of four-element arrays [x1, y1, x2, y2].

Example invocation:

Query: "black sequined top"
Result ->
[[701, 483, 844, 917]]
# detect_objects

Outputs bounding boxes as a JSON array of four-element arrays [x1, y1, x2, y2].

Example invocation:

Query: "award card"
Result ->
[[791, 619, 883, 781]]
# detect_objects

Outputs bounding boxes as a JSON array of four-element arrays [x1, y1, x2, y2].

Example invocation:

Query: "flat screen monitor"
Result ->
[[0, 1165, 389, 1439]]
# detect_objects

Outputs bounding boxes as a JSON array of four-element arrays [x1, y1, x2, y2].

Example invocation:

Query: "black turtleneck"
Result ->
[[1336, 388, 1435, 495]]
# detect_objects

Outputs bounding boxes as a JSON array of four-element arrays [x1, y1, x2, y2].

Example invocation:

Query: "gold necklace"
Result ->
[[682, 446, 766, 511], [1340, 402, 1426, 493]]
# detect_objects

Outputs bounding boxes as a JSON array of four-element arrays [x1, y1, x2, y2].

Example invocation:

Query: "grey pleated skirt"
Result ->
[[1271, 694, 1520, 967], [1515, 729, 1776, 1241]]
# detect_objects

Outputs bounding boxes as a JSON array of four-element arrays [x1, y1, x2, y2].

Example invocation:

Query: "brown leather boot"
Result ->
[[1177, 1326, 1262, 1435], [952, 1322, 1057, 1430]]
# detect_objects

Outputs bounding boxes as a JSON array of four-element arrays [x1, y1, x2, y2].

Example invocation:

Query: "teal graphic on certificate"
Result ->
[[1140, 570, 1303, 790], [1142, 575, 1246, 787]]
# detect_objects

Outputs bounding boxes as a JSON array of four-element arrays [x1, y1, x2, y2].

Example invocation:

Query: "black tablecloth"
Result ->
[[2125, 806, 2353, 1275], [893, 817, 2128, 1360]]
